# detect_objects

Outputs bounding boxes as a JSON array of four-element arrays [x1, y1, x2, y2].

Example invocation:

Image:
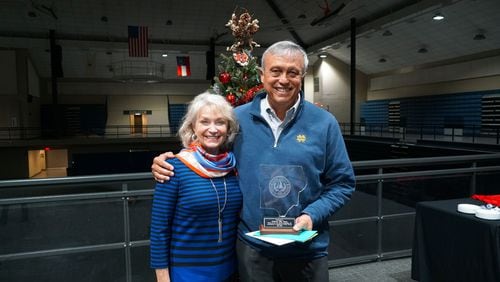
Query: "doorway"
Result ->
[[28, 149, 68, 178], [133, 114, 143, 134]]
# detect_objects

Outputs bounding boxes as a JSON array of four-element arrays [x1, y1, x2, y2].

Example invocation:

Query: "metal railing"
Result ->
[[2, 123, 500, 145], [0, 125, 176, 140], [339, 123, 500, 145], [1, 153, 500, 281]]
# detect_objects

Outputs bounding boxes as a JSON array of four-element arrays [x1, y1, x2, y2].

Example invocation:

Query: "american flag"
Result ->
[[128, 26, 148, 57], [176, 56, 191, 77]]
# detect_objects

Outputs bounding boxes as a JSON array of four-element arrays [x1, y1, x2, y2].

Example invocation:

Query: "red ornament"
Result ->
[[244, 84, 263, 102], [226, 93, 236, 105], [219, 72, 231, 84]]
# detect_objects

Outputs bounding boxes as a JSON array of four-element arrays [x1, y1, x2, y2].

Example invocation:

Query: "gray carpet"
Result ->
[[328, 257, 416, 282]]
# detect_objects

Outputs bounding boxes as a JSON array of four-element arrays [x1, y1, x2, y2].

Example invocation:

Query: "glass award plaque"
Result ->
[[259, 165, 307, 234]]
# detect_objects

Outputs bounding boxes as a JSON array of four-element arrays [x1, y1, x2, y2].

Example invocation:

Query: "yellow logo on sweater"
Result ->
[[296, 134, 306, 143]]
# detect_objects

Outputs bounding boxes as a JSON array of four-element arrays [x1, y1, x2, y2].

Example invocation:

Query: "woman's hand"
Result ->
[[155, 268, 170, 282]]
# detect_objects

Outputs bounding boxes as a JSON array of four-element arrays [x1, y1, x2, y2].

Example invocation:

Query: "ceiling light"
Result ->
[[318, 53, 327, 58], [418, 47, 428, 53], [161, 53, 168, 57], [382, 30, 392, 36], [432, 12, 444, 21]]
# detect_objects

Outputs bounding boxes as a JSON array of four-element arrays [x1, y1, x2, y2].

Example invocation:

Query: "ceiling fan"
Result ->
[[310, 0, 349, 26]]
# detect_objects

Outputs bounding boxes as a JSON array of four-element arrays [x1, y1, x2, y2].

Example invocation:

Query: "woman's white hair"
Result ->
[[178, 92, 239, 150]]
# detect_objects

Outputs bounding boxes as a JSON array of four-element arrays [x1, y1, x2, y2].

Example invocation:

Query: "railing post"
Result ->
[[470, 162, 477, 195], [122, 183, 132, 282], [377, 167, 384, 261], [472, 124, 475, 144]]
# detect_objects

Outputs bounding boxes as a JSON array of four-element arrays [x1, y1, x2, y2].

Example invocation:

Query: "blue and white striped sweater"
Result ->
[[150, 157, 242, 281]]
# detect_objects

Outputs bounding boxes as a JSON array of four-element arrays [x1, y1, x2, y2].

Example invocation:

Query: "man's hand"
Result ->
[[293, 214, 313, 231], [151, 152, 176, 183]]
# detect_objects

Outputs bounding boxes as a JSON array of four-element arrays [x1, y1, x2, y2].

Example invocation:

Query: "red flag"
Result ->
[[128, 26, 148, 57], [176, 56, 191, 77]]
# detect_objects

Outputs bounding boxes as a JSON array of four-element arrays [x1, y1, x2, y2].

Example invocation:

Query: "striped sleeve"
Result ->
[[150, 159, 179, 269]]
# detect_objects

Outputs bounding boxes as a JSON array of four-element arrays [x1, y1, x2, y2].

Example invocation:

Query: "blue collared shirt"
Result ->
[[260, 94, 301, 141]]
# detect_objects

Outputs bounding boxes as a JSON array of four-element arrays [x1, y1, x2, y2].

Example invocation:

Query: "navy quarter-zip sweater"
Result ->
[[234, 91, 355, 260]]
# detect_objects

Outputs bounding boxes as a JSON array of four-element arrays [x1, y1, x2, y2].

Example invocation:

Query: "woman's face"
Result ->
[[192, 106, 228, 154]]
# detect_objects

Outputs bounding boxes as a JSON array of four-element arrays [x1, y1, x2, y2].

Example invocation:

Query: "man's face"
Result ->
[[260, 53, 304, 111]]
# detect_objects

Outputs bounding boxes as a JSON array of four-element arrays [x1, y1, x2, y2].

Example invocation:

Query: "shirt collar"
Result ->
[[261, 94, 301, 121]]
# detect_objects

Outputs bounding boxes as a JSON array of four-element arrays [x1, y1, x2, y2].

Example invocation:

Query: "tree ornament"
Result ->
[[210, 8, 263, 106], [226, 93, 236, 105], [225, 10, 260, 53], [219, 72, 231, 84], [233, 52, 250, 66]]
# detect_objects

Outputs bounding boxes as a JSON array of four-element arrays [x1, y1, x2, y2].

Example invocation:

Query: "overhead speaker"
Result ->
[[206, 50, 215, 81]]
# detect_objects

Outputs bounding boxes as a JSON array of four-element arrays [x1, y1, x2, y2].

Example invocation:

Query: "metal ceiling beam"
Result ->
[[0, 30, 210, 47], [307, 0, 440, 53], [263, 0, 306, 47]]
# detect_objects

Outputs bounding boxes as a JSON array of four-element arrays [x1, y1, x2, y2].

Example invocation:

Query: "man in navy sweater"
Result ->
[[152, 40, 355, 282]]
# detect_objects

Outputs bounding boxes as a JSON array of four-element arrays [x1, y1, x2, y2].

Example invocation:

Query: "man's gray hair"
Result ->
[[261, 40, 309, 73]]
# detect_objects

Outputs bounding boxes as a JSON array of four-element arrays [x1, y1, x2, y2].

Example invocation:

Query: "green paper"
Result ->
[[255, 230, 318, 242]]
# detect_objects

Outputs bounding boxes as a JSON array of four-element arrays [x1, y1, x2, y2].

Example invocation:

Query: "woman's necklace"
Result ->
[[209, 177, 227, 243]]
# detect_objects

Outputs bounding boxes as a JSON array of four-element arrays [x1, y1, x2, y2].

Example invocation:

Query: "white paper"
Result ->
[[245, 231, 295, 246]]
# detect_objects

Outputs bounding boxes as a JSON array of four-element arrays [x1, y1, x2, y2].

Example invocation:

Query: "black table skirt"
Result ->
[[411, 198, 500, 282]]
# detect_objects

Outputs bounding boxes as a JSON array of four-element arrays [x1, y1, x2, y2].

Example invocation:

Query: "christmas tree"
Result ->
[[211, 9, 264, 106]]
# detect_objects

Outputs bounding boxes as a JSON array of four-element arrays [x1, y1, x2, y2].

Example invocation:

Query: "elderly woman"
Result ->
[[150, 92, 242, 282]]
